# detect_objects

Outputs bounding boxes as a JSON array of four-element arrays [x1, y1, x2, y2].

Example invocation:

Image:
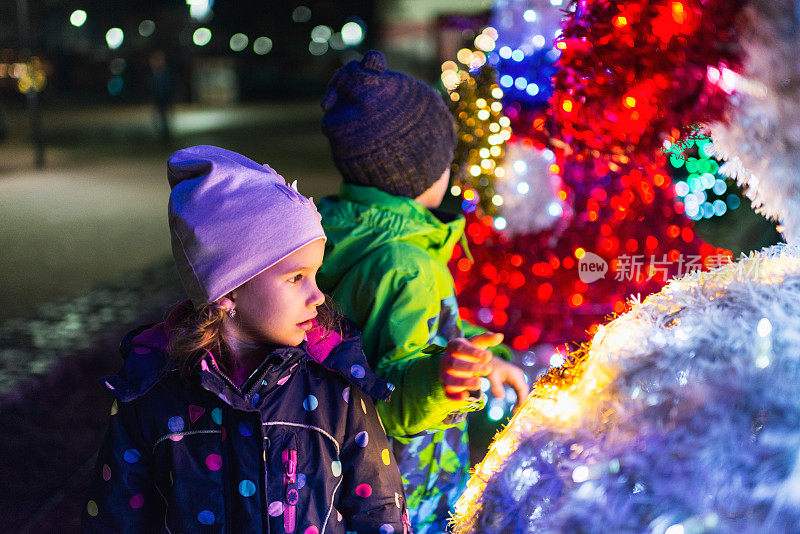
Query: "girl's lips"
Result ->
[[297, 319, 314, 330]]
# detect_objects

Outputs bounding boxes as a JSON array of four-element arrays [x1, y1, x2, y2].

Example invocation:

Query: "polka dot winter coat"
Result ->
[[82, 318, 411, 534]]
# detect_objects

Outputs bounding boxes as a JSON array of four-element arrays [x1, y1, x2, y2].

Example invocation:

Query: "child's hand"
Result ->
[[439, 332, 503, 401], [486, 356, 530, 410]]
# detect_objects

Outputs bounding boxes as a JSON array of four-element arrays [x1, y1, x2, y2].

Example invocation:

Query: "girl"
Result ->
[[83, 145, 410, 534]]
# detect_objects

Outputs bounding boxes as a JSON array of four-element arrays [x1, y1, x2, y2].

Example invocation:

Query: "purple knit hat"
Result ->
[[167, 145, 325, 306]]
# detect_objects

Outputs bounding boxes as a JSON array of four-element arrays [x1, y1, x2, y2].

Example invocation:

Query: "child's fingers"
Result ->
[[441, 373, 481, 393], [466, 332, 504, 351], [445, 338, 493, 364], [441, 352, 491, 377], [444, 390, 469, 401]]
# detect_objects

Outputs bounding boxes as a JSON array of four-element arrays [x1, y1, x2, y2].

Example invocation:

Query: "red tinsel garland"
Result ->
[[552, 0, 745, 164], [451, 0, 745, 348]]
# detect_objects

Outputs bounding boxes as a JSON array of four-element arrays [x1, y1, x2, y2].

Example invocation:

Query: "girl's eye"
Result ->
[[290, 274, 303, 283]]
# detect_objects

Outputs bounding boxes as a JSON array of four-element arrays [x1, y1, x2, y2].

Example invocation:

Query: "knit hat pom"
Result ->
[[360, 50, 386, 73], [321, 86, 338, 111]]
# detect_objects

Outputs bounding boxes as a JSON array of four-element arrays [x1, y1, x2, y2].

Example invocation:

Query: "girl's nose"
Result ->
[[309, 283, 325, 308]]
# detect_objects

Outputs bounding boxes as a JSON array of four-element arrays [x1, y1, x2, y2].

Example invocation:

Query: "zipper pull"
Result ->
[[282, 449, 298, 533]]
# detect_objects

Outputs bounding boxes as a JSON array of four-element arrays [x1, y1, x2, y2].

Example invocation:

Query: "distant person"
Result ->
[[83, 145, 410, 533], [147, 50, 176, 143], [317, 50, 530, 533]]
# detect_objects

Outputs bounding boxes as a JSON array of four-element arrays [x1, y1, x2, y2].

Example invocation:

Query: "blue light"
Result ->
[[674, 181, 690, 197], [526, 84, 540, 96], [107, 76, 123, 95], [462, 199, 478, 213], [687, 175, 701, 192], [488, 405, 505, 421], [547, 201, 563, 217], [713, 199, 727, 216], [702, 202, 715, 218], [488, 52, 500, 64], [726, 194, 741, 210], [511, 49, 525, 62], [499, 46, 512, 59], [514, 77, 528, 90], [712, 179, 727, 195], [685, 203, 700, 219], [500, 75, 513, 88]]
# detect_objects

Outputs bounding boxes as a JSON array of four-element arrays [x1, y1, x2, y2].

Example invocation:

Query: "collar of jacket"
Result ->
[[336, 183, 466, 265], [101, 319, 394, 405]]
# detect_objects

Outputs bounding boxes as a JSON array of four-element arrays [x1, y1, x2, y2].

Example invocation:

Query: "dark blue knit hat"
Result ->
[[320, 50, 457, 198]]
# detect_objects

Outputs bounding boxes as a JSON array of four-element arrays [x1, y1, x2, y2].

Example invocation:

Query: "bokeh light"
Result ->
[[253, 36, 273, 55], [341, 21, 364, 46], [229, 33, 248, 52], [308, 41, 328, 56], [192, 28, 212, 46], [311, 25, 332, 43], [105, 28, 123, 50], [70, 10, 87, 28], [138, 20, 155, 37], [292, 6, 312, 23]]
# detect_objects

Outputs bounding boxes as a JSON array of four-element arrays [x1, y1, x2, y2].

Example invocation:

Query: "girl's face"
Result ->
[[226, 239, 326, 347]]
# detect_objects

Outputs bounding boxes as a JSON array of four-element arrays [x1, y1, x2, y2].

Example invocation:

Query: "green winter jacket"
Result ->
[[318, 184, 486, 436], [318, 184, 513, 533]]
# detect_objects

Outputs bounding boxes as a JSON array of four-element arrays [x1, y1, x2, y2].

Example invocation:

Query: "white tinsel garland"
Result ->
[[708, 0, 800, 243], [453, 243, 800, 533]]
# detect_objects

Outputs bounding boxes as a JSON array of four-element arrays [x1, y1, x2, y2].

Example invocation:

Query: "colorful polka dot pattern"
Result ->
[[331, 461, 342, 477], [197, 510, 215, 525], [123, 449, 141, 463], [303, 395, 318, 411], [205, 453, 222, 471], [350, 364, 365, 379], [355, 483, 372, 498], [89, 346, 409, 532], [130, 494, 144, 509], [268, 501, 283, 516], [239, 479, 256, 497], [86, 500, 98, 517], [168, 416, 184, 433]]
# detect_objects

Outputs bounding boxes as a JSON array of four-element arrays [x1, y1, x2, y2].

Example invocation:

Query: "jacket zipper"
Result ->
[[282, 448, 298, 533], [205, 353, 242, 395]]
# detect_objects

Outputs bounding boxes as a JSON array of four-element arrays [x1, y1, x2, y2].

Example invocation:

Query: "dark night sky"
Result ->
[[1, 0, 378, 101]]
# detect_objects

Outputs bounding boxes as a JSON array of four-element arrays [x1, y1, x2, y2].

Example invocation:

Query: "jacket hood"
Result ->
[[317, 183, 465, 288], [103, 303, 393, 404]]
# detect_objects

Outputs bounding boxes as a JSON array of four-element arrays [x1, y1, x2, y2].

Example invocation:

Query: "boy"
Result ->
[[317, 51, 529, 533]]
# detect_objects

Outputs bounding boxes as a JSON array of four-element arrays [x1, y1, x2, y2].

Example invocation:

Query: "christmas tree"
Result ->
[[444, 0, 736, 361]]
